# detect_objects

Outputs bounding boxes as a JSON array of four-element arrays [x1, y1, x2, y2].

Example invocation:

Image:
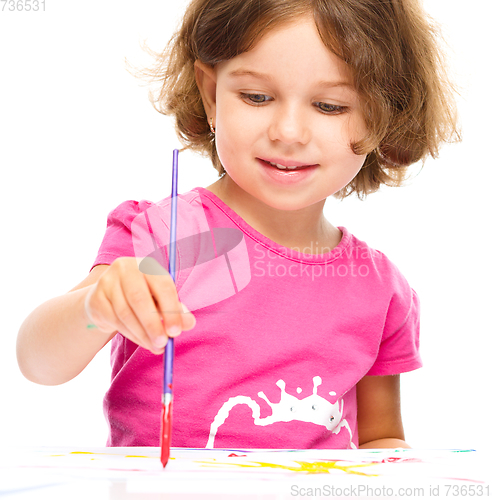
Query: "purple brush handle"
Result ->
[[164, 149, 178, 397]]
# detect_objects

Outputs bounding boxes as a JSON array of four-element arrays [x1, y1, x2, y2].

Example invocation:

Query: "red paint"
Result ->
[[382, 457, 423, 463], [160, 401, 172, 467], [228, 453, 247, 457]]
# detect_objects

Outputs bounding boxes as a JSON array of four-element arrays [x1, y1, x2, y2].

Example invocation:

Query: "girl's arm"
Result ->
[[356, 374, 411, 449], [17, 265, 114, 385], [17, 259, 195, 386]]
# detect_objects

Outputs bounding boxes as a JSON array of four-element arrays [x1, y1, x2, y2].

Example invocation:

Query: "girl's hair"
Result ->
[[135, 0, 461, 199]]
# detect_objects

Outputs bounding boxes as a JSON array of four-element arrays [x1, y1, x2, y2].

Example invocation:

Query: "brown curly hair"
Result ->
[[132, 0, 461, 199]]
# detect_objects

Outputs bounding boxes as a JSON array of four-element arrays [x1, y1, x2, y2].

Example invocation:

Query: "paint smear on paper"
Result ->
[[197, 459, 377, 476], [382, 457, 423, 463], [66, 451, 154, 459]]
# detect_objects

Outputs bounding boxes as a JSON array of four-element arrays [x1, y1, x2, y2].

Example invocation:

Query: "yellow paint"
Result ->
[[197, 460, 377, 476], [70, 451, 154, 458], [70, 451, 155, 460], [50, 451, 156, 459]]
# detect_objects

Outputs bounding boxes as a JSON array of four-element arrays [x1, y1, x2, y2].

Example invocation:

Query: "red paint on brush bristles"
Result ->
[[160, 401, 172, 467]]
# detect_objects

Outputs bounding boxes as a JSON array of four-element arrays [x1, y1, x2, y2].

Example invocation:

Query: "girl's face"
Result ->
[[196, 16, 368, 212]]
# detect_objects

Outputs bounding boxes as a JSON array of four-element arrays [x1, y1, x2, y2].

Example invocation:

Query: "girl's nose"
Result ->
[[268, 104, 310, 145]]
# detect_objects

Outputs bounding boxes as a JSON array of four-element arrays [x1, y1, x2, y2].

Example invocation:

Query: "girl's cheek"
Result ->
[[349, 111, 369, 142]]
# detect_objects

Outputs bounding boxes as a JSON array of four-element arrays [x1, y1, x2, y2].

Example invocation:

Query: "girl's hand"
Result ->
[[84, 257, 195, 355]]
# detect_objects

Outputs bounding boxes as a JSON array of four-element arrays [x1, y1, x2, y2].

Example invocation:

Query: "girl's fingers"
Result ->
[[86, 282, 162, 353], [180, 303, 196, 331], [87, 257, 194, 355], [136, 256, 185, 339], [106, 278, 162, 354], [116, 321, 165, 355], [117, 275, 168, 352], [146, 273, 185, 338], [139, 257, 189, 337]]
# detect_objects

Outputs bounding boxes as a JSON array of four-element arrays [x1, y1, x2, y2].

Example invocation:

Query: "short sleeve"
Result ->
[[366, 279, 422, 376], [90, 199, 153, 272]]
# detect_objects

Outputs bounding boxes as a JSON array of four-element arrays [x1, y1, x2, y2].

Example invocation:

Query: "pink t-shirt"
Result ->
[[92, 187, 422, 449]]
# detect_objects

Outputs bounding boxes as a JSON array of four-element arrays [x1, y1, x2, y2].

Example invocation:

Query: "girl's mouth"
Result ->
[[257, 158, 318, 185], [259, 158, 317, 170]]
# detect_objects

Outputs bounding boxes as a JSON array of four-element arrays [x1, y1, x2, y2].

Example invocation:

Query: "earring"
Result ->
[[209, 117, 215, 134]]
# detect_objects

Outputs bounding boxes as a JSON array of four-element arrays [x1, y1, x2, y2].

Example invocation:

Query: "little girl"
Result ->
[[17, 0, 459, 450]]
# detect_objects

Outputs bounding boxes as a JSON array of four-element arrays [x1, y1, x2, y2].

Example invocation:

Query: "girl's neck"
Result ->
[[206, 176, 342, 254]]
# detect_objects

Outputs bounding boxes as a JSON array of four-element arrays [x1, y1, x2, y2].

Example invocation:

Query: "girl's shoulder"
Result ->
[[105, 199, 154, 229], [343, 230, 415, 293], [104, 189, 203, 227]]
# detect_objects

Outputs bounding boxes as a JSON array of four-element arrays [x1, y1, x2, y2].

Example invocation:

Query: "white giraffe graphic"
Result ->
[[206, 376, 356, 449]]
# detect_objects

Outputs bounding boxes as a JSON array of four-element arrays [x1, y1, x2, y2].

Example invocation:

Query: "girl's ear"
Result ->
[[194, 60, 217, 119]]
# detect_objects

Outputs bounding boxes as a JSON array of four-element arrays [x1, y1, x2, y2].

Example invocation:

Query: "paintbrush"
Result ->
[[161, 148, 179, 467]]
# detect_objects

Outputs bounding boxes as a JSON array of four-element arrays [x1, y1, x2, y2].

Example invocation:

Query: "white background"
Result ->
[[1, 0, 490, 452]]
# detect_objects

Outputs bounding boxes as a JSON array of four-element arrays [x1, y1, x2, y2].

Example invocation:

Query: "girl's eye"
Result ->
[[241, 93, 272, 105], [316, 102, 348, 114]]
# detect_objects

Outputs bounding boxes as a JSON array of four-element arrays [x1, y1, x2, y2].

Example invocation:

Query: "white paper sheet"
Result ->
[[0, 447, 488, 499]]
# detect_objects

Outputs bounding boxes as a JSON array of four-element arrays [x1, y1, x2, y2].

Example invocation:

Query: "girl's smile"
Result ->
[[257, 158, 318, 186], [195, 15, 368, 247]]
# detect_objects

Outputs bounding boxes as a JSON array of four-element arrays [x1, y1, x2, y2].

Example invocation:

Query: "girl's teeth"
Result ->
[[269, 161, 299, 170]]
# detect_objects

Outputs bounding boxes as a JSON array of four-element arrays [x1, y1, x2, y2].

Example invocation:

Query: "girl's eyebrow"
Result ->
[[228, 69, 274, 81], [228, 68, 353, 90]]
